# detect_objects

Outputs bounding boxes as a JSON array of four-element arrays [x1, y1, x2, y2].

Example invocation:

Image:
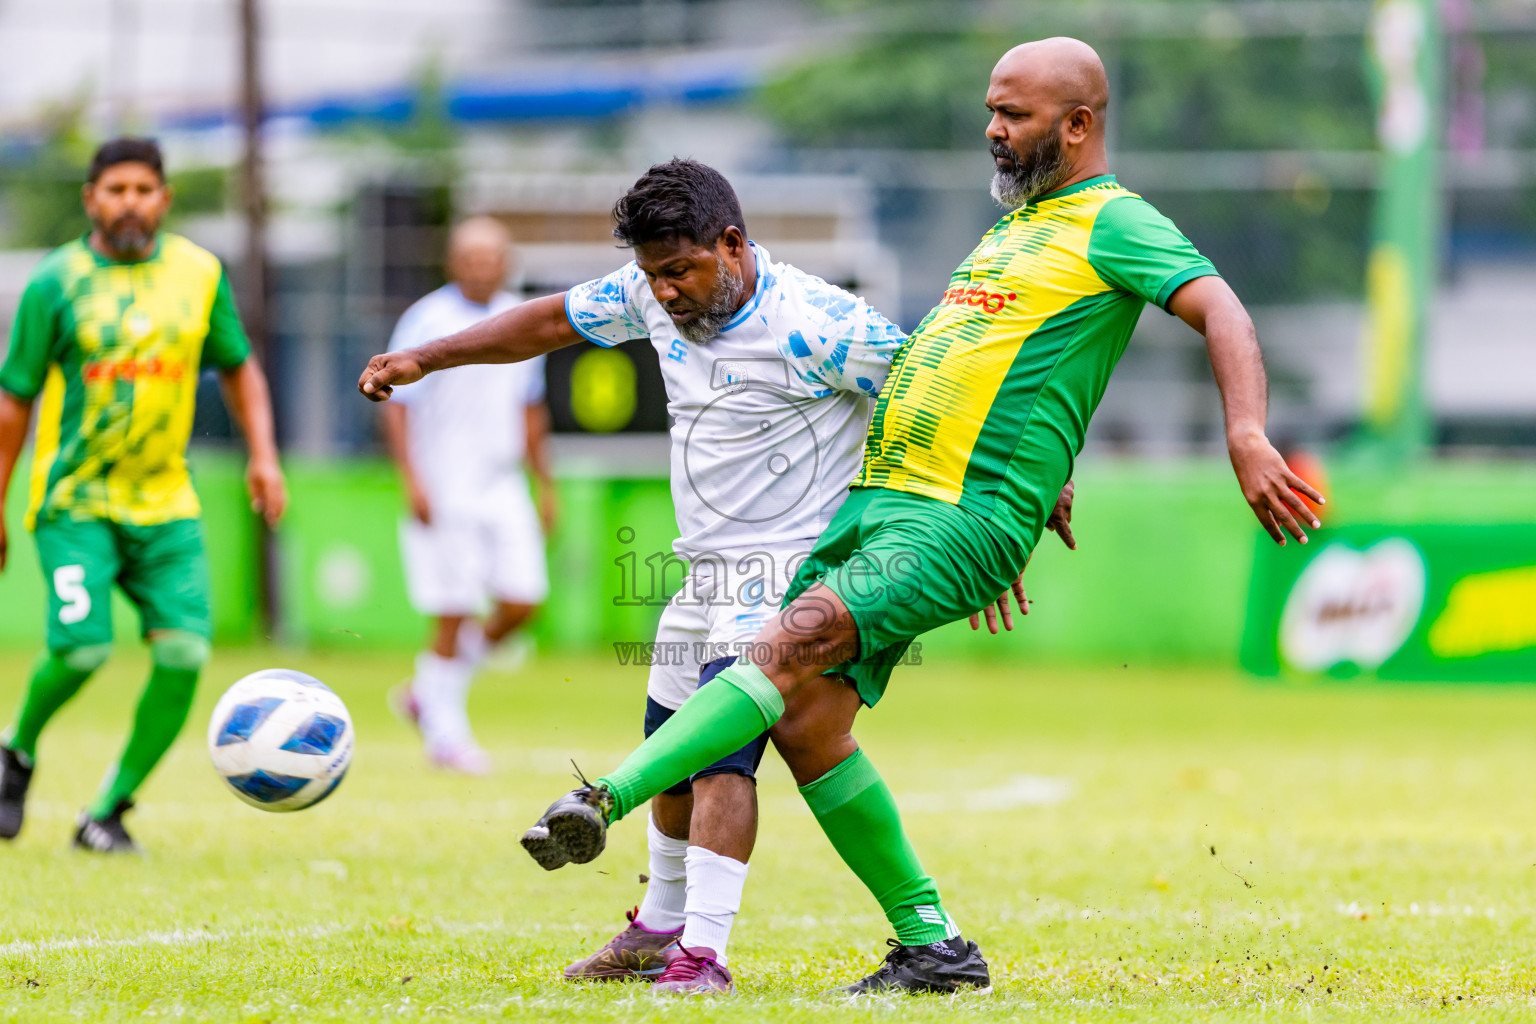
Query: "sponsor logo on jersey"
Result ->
[[83, 355, 186, 385], [940, 284, 1017, 315]]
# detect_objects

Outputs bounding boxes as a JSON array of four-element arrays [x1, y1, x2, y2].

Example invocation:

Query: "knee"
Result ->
[[150, 630, 210, 672], [56, 643, 112, 674], [769, 710, 837, 763], [651, 791, 693, 839], [690, 771, 756, 801]]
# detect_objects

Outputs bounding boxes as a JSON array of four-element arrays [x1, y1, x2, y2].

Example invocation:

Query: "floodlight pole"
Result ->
[[239, 0, 281, 635]]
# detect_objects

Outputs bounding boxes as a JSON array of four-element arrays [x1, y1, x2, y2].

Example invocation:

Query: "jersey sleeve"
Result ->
[[563, 264, 650, 348], [0, 271, 64, 400], [201, 268, 252, 370], [1087, 196, 1219, 312], [784, 283, 907, 398]]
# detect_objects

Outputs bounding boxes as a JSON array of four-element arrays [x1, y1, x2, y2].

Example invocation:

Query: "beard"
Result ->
[[989, 128, 1071, 208], [100, 214, 156, 257], [672, 259, 743, 344]]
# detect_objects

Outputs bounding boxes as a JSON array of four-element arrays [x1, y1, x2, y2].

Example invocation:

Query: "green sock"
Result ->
[[598, 660, 783, 821], [799, 747, 959, 946], [90, 634, 205, 818], [3, 646, 111, 760]]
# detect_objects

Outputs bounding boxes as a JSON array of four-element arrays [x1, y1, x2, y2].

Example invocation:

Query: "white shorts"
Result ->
[[399, 485, 549, 616], [646, 548, 805, 711]]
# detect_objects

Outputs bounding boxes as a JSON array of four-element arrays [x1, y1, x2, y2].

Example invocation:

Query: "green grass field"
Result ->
[[2, 648, 1536, 1022]]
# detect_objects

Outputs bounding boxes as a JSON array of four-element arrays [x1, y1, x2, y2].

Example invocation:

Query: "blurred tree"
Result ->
[[761, 19, 1375, 152], [0, 97, 96, 248]]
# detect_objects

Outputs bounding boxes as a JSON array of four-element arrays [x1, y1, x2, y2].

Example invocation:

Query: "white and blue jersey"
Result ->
[[565, 241, 905, 563], [565, 242, 905, 710]]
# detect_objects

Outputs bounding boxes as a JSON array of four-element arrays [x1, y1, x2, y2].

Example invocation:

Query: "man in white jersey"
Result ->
[[357, 160, 905, 995], [382, 217, 555, 775]]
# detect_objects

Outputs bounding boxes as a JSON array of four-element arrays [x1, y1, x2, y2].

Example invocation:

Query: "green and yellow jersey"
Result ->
[[0, 232, 250, 529], [857, 175, 1217, 546]]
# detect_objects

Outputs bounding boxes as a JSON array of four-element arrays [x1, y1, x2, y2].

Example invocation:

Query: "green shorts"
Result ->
[[783, 487, 1028, 706], [32, 516, 212, 651]]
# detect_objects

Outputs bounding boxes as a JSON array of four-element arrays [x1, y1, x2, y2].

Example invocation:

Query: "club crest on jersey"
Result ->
[[719, 361, 749, 393], [122, 307, 155, 342], [941, 284, 1017, 315], [709, 357, 790, 393]]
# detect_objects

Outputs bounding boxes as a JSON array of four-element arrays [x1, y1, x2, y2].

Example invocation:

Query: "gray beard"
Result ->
[[103, 220, 154, 257], [990, 133, 1071, 208], [675, 261, 743, 343]]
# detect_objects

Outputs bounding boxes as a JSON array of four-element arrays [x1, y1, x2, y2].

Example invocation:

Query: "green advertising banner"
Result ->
[[1242, 525, 1536, 681], [1360, 0, 1443, 459]]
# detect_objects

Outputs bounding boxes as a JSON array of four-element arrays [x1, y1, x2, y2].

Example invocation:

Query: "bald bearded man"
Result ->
[[518, 38, 1324, 994], [383, 218, 555, 774]]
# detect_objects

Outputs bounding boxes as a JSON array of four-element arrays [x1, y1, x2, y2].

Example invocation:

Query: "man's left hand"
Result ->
[[1228, 432, 1323, 546], [247, 457, 288, 527]]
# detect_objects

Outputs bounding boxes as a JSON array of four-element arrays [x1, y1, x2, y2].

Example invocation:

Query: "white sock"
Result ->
[[413, 651, 474, 749], [455, 619, 489, 670], [636, 815, 688, 933], [681, 846, 749, 965]]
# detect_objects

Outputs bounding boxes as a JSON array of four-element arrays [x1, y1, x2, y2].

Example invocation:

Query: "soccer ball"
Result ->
[[207, 669, 354, 812]]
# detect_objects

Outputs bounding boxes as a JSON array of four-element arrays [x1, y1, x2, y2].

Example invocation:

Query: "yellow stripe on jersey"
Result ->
[[26, 366, 66, 525], [861, 182, 1117, 503], [858, 176, 1217, 548]]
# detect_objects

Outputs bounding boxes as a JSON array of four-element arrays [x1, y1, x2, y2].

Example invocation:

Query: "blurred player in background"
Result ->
[[0, 137, 286, 853], [382, 217, 555, 776]]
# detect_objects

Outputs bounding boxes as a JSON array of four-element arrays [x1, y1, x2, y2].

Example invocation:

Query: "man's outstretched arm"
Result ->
[[358, 293, 579, 402], [1168, 275, 1323, 546]]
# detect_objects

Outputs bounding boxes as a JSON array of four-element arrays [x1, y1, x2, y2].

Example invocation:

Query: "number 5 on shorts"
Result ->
[[54, 564, 92, 625]]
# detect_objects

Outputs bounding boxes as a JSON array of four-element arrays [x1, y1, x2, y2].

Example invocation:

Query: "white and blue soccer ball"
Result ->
[[207, 669, 354, 812]]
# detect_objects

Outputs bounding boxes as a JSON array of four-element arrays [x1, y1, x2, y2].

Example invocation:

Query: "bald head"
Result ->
[[984, 38, 1111, 208], [993, 38, 1109, 119], [447, 216, 513, 304]]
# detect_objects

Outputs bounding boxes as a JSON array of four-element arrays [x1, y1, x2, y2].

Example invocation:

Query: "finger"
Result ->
[[361, 376, 394, 401], [1269, 496, 1309, 544], [969, 612, 981, 631], [1254, 501, 1285, 545], [1011, 577, 1028, 616], [1057, 518, 1077, 549], [983, 603, 1000, 634], [1284, 470, 1325, 506], [356, 360, 382, 393], [998, 594, 1014, 631], [1277, 485, 1321, 529]]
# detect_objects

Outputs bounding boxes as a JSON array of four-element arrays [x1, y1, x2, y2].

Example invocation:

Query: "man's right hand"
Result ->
[[406, 478, 432, 526], [358, 350, 427, 402], [969, 480, 1078, 633]]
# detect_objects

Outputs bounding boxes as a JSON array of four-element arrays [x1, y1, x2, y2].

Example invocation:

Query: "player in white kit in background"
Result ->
[[357, 161, 904, 994], [381, 218, 556, 775]]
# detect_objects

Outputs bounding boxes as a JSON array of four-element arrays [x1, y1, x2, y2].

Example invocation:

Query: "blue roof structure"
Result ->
[[161, 61, 756, 133]]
